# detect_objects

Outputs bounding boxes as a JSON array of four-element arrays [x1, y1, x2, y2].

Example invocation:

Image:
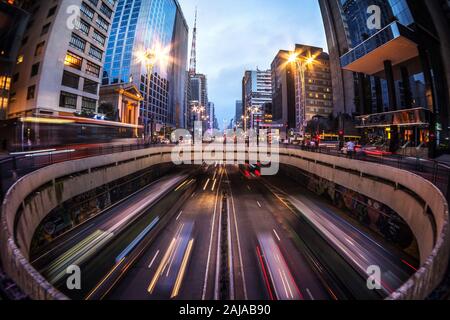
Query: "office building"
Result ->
[[102, 0, 188, 133], [8, 0, 118, 118], [242, 69, 272, 130], [235, 100, 242, 128], [319, 0, 450, 155]]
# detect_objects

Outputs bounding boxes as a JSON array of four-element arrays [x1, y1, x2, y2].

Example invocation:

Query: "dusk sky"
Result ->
[[178, 0, 328, 129]]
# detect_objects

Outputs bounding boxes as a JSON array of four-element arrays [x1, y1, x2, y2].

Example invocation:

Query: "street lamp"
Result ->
[[136, 44, 170, 143], [191, 104, 205, 144], [288, 52, 315, 137]]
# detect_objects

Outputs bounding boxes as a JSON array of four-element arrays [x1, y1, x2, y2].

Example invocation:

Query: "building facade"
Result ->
[[319, 0, 450, 155], [102, 0, 188, 133], [8, 0, 117, 118], [242, 69, 272, 130], [234, 100, 242, 128], [0, 0, 29, 120], [271, 50, 296, 139], [292, 44, 333, 131], [187, 72, 208, 128]]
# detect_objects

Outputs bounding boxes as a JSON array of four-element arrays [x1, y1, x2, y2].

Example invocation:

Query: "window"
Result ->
[[75, 19, 90, 36], [100, 2, 113, 18], [82, 97, 96, 113], [16, 55, 24, 64], [96, 15, 109, 32], [27, 85, 36, 100], [80, 2, 95, 20], [62, 71, 80, 89], [41, 23, 51, 36], [88, 0, 99, 7], [92, 30, 106, 46], [31, 63, 40, 77], [35, 41, 45, 56], [83, 78, 98, 94], [47, 5, 57, 17], [69, 33, 86, 52], [86, 61, 100, 77], [13, 73, 19, 83], [64, 52, 83, 70], [88, 45, 103, 61], [60, 91, 77, 109]]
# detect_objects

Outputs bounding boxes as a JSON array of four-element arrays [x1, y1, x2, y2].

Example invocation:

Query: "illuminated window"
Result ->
[[17, 55, 24, 64], [64, 52, 83, 70], [0, 76, 11, 90]]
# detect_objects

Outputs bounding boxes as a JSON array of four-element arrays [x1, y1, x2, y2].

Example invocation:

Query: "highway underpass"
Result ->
[[0, 146, 448, 300]]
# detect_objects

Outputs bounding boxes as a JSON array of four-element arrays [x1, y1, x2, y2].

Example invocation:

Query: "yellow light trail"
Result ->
[[147, 238, 176, 294], [171, 239, 194, 299]]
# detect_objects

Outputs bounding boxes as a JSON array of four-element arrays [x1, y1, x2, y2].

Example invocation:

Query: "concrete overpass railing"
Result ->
[[0, 145, 448, 300]]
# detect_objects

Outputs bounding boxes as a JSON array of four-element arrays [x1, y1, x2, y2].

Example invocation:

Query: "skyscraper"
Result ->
[[235, 100, 242, 128], [103, 0, 188, 132], [271, 50, 297, 138], [7, 0, 118, 118], [319, 0, 450, 156], [242, 69, 272, 130]]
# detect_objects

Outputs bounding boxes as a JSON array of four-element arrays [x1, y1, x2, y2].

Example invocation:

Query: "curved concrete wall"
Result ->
[[276, 147, 449, 300], [1, 146, 448, 300], [1, 147, 174, 299]]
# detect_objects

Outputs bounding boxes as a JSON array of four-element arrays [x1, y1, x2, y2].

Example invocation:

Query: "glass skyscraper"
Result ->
[[320, 0, 450, 156], [103, 0, 188, 129]]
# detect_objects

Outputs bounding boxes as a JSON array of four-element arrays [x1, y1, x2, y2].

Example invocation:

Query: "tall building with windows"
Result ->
[[187, 73, 208, 128], [271, 45, 333, 136], [7, 0, 117, 118], [242, 69, 272, 130], [319, 0, 450, 156], [0, 0, 29, 120], [292, 44, 333, 130], [102, 0, 188, 131], [271, 51, 297, 138], [235, 100, 242, 128]]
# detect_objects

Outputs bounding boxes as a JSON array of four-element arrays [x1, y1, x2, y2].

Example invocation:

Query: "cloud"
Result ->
[[178, 0, 327, 128]]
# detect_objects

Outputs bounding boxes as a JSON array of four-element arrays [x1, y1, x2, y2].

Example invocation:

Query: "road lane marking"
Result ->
[[176, 211, 183, 221], [306, 288, 315, 300], [148, 250, 160, 269], [191, 192, 196, 198], [211, 179, 217, 192], [257, 201, 262, 208], [273, 229, 281, 242], [203, 178, 211, 191], [226, 168, 248, 300], [202, 169, 224, 300]]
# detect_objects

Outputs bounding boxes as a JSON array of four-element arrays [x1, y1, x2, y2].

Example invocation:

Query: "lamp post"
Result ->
[[136, 45, 169, 143], [191, 104, 205, 144]]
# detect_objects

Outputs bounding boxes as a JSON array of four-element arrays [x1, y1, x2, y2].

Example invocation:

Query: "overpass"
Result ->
[[0, 145, 448, 300]]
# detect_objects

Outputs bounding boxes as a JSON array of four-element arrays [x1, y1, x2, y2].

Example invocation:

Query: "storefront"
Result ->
[[356, 108, 431, 153]]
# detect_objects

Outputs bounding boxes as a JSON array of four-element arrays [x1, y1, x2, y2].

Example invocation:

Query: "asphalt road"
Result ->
[[32, 164, 417, 300]]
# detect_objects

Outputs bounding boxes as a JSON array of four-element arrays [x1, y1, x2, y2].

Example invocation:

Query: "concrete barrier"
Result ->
[[1, 146, 448, 300]]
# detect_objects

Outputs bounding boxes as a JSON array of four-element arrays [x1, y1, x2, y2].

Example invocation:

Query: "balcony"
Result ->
[[341, 22, 419, 75]]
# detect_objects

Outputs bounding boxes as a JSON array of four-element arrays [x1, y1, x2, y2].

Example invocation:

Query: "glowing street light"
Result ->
[[287, 52, 316, 136], [135, 43, 171, 142]]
